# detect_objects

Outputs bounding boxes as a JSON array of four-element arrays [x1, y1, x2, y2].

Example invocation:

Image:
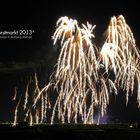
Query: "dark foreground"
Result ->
[[0, 123, 140, 140]]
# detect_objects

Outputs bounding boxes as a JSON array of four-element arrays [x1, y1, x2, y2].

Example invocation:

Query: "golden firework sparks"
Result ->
[[13, 15, 140, 125], [100, 15, 140, 105], [45, 16, 116, 124]]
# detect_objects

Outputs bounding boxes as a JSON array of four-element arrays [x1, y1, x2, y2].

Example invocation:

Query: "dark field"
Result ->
[[0, 124, 140, 140]]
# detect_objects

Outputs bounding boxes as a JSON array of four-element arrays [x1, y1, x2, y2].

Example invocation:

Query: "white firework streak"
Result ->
[[24, 108, 30, 122], [13, 96, 22, 126], [35, 109, 39, 124], [12, 87, 17, 101], [23, 83, 29, 110], [137, 77, 140, 108], [100, 15, 140, 105], [31, 73, 51, 124], [29, 110, 33, 126], [40, 94, 44, 123]]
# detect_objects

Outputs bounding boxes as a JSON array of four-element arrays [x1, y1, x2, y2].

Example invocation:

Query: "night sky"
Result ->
[[0, 0, 140, 123], [0, 0, 139, 61]]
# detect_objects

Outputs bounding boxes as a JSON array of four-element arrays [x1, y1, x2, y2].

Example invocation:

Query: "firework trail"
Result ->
[[12, 87, 17, 101], [99, 15, 140, 105], [29, 110, 33, 126], [23, 83, 29, 110], [35, 109, 39, 124], [13, 95, 22, 126], [33, 73, 51, 123], [12, 73, 52, 126]]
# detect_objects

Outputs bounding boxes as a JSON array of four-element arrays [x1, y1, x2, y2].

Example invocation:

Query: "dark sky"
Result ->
[[0, 0, 140, 123], [0, 0, 139, 62]]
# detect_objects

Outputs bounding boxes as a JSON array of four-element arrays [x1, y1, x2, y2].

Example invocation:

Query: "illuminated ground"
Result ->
[[0, 124, 140, 140]]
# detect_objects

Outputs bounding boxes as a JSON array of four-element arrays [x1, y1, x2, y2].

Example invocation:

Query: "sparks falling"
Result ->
[[32, 16, 116, 124], [99, 15, 140, 105], [51, 16, 99, 124], [12, 15, 140, 126]]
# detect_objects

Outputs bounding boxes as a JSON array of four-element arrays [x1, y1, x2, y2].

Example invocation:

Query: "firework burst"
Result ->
[[40, 16, 116, 124], [99, 15, 140, 105], [13, 15, 140, 126]]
